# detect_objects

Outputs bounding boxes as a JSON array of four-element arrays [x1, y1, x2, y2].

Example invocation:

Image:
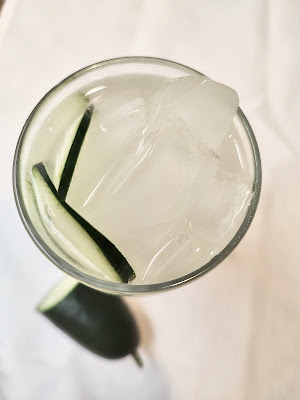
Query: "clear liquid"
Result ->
[[24, 72, 253, 284]]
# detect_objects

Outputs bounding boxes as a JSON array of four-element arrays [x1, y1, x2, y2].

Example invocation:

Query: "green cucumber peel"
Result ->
[[33, 162, 135, 283], [37, 276, 142, 366], [58, 105, 94, 201]]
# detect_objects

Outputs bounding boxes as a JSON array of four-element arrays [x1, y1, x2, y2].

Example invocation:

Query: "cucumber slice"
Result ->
[[38, 275, 79, 312], [32, 163, 135, 283], [38, 276, 142, 365], [58, 105, 93, 201], [42, 93, 88, 190]]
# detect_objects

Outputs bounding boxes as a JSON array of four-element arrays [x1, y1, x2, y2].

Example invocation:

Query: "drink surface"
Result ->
[[19, 63, 254, 285]]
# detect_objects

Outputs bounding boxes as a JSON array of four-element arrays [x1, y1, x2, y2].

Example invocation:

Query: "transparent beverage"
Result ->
[[14, 58, 260, 292]]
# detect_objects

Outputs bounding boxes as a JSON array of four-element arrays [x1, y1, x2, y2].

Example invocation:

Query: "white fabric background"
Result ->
[[0, 0, 299, 399]]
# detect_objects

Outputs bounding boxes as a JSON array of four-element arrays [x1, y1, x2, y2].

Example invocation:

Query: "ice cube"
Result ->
[[142, 223, 217, 284], [87, 108, 164, 198], [85, 81, 147, 142], [99, 97, 146, 134], [190, 168, 253, 242], [143, 231, 193, 282], [148, 76, 207, 134], [81, 114, 199, 227], [151, 76, 239, 155], [219, 120, 251, 178], [67, 96, 147, 209], [183, 140, 220, 212]]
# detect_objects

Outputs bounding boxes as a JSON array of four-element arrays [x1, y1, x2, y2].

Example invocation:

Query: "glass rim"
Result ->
[[12, 56, 262, 295]]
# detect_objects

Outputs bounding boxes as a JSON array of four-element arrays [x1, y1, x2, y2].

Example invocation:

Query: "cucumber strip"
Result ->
[[32, 163, 135, 283], [63, 202, 135, 283], [58, 105, 94, 201], [41, 93, 88, 190], [37, 276, 142, 365], [37, 163, 135, 282]]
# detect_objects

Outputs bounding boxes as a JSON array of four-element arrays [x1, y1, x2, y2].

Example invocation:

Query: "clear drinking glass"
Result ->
[[13, 57, 261, 295]]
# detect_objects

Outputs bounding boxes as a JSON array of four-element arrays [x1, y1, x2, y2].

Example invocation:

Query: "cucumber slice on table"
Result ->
[[32, 163, 135, 283], [38, 276, 142, 366]]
